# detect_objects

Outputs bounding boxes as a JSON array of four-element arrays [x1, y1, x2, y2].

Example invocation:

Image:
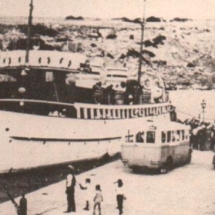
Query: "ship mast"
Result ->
[[137, 0, 146, 84], [26, 0, 34, 64]]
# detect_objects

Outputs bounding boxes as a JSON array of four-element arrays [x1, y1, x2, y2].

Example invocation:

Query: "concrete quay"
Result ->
[[1, 151, 215, 215]]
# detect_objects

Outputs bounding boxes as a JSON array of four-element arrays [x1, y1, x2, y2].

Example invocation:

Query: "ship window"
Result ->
[[46, 71, 54, 82], [146, 131, 155, 144], [167, 131, 171, 143], [161, 132, 166, 143], [136, 132, 144, 143], [177, 130, 180, 141]]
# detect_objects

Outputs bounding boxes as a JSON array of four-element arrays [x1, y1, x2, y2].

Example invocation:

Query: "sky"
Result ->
[[1, 0, 215, 20]]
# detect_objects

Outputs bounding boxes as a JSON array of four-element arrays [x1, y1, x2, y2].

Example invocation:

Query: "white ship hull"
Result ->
[[0, 108, 170, 173], [0, 50, 171, 173]]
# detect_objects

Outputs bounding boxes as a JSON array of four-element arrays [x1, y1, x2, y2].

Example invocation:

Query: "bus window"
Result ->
[[146, 131, 155, 144], [171, 131, 175, 142], [161, 132, 166, 143], [181, 130, 185, 140], [167, 131, 171, 143], [185, 130, 189, 140], [176, 130, 180, 141], [136, 132, 144, 143]]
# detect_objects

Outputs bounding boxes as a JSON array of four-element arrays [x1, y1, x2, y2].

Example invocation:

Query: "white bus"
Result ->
[[121, 121, 192, 173]]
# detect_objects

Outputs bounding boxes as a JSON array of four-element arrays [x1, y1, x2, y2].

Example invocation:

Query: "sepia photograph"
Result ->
[[0, 0, 215, 214]]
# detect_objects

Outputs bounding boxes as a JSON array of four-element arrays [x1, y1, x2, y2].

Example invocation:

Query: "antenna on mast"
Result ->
[[137, 0, 146, 84], [26, 0, 34, 64]]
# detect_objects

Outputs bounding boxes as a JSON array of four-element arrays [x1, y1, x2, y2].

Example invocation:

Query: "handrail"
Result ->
[[0, 99, 170, 120], [74, 102, 170, 120], [74, 101, 169, 109]]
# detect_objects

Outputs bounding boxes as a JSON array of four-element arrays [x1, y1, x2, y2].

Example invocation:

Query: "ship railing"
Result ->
[[74, 102, 171, 120], [0, 99, 171, 120]]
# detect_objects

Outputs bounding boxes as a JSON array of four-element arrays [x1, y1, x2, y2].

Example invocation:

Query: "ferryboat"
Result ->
[[0, 0, 171, 173], [121, 120, 192, 173]]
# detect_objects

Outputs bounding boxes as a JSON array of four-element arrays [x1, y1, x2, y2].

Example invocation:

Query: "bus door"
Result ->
[[122, 130, 135, 162], [173, 130, 189, 163], [145, 130, 159, 161], [161, 131, 171, 161], [171, 130, 182, 163], [134, 131, 145, 160], [182, 129, 190, 156]]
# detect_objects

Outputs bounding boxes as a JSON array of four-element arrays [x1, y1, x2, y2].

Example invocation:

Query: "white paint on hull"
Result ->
[[0, 110, 170, 172]]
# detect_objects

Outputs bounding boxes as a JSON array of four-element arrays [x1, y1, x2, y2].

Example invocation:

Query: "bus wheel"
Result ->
[[160, 157, 173, 174]]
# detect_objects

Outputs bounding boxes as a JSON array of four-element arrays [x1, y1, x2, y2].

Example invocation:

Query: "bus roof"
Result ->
[[128, 121, 190, 134]]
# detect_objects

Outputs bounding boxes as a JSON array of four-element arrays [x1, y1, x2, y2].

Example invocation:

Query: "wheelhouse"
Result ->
[[104, 68, 128, 88]]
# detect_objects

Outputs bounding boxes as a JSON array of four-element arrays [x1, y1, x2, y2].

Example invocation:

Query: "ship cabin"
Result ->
[[0, 50, 170, 120], [121, 121, 192, 173]]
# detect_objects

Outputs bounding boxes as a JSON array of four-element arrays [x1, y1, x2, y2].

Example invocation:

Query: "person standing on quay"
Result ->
[[93, 184, 103, 215], [79, 178, 91, 211], [6, 189, 27, 215], [115, 179, 126, 215], [65, 165, 76, 213], [19, 192, 27, 215]]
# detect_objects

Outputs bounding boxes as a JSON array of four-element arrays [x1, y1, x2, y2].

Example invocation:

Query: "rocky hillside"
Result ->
[[0, 16, 215, 87]]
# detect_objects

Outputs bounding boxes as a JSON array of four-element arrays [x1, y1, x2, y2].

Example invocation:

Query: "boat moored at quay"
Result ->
[[0, 0, 172, 173], [0, 50, 171, 173]]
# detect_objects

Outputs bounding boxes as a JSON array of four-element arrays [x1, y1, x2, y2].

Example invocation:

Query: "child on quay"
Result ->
[[79, 178, 91, 211], [93, 184, 103, 215]]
